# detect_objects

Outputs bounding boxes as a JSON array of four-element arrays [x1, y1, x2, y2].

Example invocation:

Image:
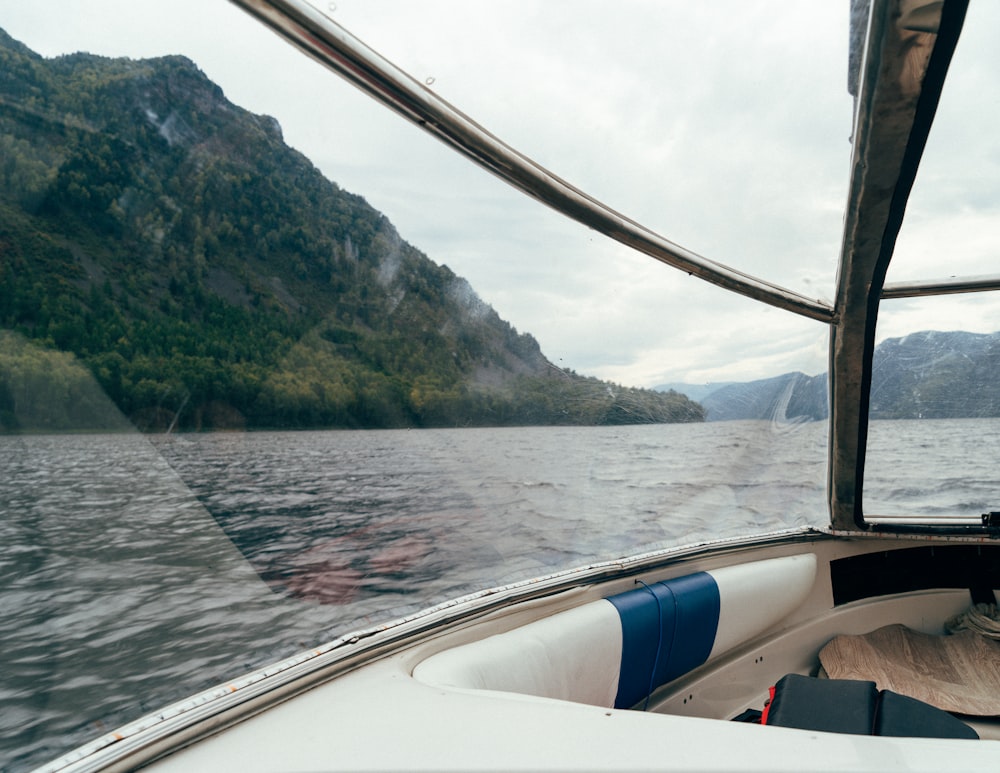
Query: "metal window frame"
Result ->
[[229, 0, 974, 532]]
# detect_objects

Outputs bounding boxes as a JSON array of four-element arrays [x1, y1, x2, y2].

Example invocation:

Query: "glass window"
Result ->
[[867, 1, 1000, 523], [866, 295, 1000, 520], [887, 1, 1000, 284], [0, 2, 833, 769], [302, 0, 852, 300]]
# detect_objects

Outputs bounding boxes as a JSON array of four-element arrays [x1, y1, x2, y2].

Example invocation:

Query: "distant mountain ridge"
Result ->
[[0, 29, 704, 431], [659, 330, 1000, 421], [655, 382, 735, 403], [701, 372, 827, 423], [870, 330, 1000, 419]]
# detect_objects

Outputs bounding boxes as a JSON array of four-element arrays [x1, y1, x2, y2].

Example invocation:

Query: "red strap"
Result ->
[[760, 685, 776, 725]]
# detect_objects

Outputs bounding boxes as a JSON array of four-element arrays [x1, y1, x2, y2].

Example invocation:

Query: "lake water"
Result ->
[[2, 419, 997, 771]]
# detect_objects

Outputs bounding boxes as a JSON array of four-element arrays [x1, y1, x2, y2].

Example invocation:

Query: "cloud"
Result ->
[[877, 294, 1000, 345], [1, 0, 995, 389]]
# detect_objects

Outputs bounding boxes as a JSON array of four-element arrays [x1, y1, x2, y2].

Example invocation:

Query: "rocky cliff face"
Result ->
[[869, 330, 1000, 419]]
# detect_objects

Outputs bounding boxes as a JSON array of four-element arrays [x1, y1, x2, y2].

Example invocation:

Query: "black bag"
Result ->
[[761, 674, 978, 740]]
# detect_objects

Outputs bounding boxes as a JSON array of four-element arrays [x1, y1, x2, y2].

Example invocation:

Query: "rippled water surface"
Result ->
[[2, 419, 994, 770]]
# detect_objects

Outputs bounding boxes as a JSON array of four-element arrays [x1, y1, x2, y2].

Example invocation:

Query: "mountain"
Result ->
[[0, 30, 704, 432], [654, 382, 735, 403], [869, 330, 1000, 419], [700, 372, 827, 423], [657, 376, 828, 422], [661, 330, 1000, 422]]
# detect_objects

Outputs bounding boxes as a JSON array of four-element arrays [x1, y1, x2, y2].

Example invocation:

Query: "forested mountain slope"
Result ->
[[0, 30, 702, 431]]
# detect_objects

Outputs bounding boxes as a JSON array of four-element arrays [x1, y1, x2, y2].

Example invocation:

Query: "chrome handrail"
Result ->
[[228, 0, 835, 323], [882, 274, 1000, 298]]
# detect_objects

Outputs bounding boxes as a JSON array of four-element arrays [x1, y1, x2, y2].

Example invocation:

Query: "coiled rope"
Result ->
[[946, 603, 1000, 640]]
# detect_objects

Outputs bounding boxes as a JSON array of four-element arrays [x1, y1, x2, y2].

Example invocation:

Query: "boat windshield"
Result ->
[[0, 1, 985, 770], [865, 0, 1000, 523]]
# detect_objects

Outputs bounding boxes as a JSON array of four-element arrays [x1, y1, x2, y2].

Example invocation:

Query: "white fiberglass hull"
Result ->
[[51, 531, 1000, 772]]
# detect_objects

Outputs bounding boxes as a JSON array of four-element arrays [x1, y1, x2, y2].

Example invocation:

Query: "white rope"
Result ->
[[946, 603, 1000, 640]]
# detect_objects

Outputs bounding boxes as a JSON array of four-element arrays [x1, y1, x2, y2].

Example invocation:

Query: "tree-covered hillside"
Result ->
[[0, 30, 703, 432]]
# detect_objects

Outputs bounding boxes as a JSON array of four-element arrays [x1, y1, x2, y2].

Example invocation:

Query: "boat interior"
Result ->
[[134, 533, 1000, 772], [406, 538, 1000, 734], [30, 0, 1000, 770]]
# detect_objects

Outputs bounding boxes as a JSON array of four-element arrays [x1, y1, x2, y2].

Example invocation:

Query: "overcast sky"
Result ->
[[1, 1, 997, 388]]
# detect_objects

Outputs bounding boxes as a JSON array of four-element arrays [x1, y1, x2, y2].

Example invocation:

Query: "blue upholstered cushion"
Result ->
[[607, 572, 720, 709]]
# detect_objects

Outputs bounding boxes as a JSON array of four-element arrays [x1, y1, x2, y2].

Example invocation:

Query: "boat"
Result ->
[[7, 0, 1000, 769]]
